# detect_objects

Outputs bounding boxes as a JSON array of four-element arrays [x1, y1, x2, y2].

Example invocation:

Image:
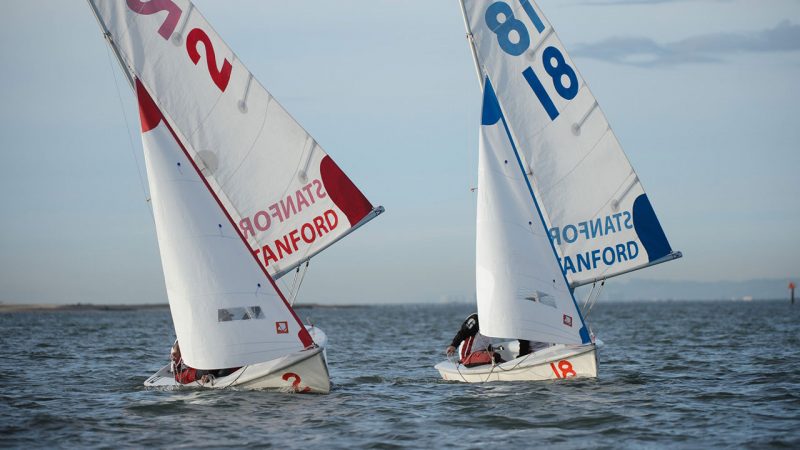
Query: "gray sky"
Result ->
[[0, 0, 798, 304]]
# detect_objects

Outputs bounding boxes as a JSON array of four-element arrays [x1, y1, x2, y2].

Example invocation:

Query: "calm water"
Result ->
[[1, 301, 799, 448]]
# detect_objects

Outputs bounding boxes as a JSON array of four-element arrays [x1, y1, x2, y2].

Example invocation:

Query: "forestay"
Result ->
[[137, 81, 310, 369], [463, 0, 679, 287], [477, 80, 589, 345], [90, 0, 381, 280]]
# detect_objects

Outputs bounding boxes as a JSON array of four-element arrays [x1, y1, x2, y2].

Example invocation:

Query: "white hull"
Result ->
[[435, 342, 597, 383], [145, 326, 331, 393]]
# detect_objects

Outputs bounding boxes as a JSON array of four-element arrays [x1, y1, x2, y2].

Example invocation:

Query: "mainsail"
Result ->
[[89, 0, 382, 369], [462, 0, 680, 288], [90, 0, 382, 280]]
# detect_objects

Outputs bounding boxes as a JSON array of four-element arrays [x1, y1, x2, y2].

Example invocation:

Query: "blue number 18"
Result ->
[[485, 2, 530, 56], [523, 46, 579, 120], [485, 1, 579, 121]]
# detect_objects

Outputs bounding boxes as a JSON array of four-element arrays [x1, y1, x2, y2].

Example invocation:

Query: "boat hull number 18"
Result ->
[[549, 360, 577, 379]]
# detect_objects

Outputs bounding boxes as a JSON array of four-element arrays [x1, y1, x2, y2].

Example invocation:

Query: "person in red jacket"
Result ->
[[170, 341, 238, 385]]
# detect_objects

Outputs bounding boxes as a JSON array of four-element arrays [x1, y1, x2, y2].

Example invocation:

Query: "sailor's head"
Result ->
[[170, 340, 181, 362], [465, 313, 478, 330]]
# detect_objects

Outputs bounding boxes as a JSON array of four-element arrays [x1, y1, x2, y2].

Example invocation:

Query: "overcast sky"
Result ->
[[0, 0, 798, 304]]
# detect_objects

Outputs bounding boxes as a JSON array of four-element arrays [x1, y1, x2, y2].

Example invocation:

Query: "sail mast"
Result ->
[[86, 0, 134, 90], [458, 0, 484, 89]]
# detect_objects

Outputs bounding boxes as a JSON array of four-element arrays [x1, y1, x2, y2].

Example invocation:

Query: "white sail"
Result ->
[[477, 79, 589, 345], [137, 81, 310, 369], [463, 0, 679, 287], [90, 0, 382, 279]]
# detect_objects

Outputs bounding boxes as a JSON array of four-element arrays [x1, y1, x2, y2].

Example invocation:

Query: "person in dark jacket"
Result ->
[[445, 313, 534, 362]]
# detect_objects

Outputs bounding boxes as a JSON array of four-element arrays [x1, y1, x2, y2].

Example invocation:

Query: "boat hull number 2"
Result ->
[[282, 372, 311, 393]]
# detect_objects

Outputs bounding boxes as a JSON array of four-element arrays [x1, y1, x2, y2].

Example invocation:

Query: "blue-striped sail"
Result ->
[[463, 0, 681, 288]]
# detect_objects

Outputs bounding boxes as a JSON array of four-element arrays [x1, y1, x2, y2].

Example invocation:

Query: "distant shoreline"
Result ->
[[0, 303, 169, 313], [0, 298, 789, 314], [0, 302, 371, 314]]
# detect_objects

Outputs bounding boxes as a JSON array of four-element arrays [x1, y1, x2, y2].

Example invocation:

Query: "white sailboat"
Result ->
[[87, 0, 383, 393], [436, 0, 681, 383]]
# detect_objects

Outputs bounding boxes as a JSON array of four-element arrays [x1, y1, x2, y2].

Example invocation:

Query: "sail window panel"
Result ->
[[218, 306, 265, 322]]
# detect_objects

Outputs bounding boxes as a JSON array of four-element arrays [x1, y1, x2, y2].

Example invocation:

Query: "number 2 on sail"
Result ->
[[127, 0, 232, 92], [485, 0, 577, 120]]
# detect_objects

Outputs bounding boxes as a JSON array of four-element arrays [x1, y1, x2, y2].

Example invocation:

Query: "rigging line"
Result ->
[[288, 266, 301, 302], [217, 365, 249, 388], [582, 282, 597, 313], [278, 271, 293, 295], [582, 283, 594, 312], [279, 263, 302, 302], [103, 42, 152, 215], [584, 280, 605, 320], [290, 261, 310, 307]]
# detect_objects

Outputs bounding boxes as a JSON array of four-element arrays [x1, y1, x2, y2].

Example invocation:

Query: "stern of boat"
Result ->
[[143, 325, 331, 393], [232, 345, 331, 393]]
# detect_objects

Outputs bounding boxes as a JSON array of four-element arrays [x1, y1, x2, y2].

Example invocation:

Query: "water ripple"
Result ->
[[1, 302, 799, 448]]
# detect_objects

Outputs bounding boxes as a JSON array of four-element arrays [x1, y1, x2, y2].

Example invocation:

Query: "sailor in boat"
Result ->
[[445, 313, 541, 366], [445, 313, 501, 366], [170, 341, 239, 385]]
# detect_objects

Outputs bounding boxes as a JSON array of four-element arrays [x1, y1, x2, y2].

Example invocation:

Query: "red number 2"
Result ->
[[186, 28, 232, 92], [282, 372, 311, 393], [550, 360, 577, 379], [126, 0, 182, 40]]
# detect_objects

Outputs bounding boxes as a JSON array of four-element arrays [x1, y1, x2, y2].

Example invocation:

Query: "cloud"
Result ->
[[571, 21, 800, 66]]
